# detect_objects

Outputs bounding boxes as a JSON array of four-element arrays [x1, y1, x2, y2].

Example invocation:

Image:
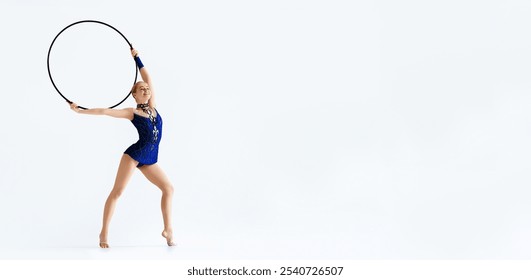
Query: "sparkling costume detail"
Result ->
[[124, 107, 163, 167]]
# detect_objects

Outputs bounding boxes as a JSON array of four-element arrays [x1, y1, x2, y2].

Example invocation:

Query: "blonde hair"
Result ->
[[131, 81, 148, 94]]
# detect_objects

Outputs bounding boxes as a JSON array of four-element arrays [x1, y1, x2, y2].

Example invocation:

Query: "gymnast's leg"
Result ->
[[98, 154, 138, 248], [139, 163, 175, 246]]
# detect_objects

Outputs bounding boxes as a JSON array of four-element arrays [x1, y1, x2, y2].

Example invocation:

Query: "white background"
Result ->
[[1, 0, 531, 259]]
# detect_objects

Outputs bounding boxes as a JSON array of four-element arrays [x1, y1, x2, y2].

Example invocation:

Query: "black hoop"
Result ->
[[47, 20, 138, 110]]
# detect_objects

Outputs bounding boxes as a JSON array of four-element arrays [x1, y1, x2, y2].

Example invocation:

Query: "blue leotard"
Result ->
[[124, 109, 163, 167]]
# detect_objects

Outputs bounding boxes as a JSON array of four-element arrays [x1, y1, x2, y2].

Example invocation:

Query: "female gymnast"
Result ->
[[69, 49, 175, 248]]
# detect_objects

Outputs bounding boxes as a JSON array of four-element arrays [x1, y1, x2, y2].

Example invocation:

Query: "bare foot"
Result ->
[[162, 230, 176, 246], [99, 234, 109, 249]]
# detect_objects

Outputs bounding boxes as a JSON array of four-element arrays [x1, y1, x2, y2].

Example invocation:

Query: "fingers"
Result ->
[[69, 102, 80, 112], [131, 48, 139, 57]]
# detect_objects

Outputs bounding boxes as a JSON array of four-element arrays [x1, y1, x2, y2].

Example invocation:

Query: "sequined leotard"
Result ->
[[124, 109, 163, 167]]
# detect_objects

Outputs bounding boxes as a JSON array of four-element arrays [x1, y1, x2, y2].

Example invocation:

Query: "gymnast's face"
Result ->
[[133, 82, 150, 104]]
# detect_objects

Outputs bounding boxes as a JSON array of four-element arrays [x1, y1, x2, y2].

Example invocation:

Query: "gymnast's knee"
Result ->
[[162, 184, 174, 196], [109, 188, 125, 199]]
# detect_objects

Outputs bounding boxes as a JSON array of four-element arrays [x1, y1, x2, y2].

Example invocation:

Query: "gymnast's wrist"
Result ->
[[134, 56, 144, 69]]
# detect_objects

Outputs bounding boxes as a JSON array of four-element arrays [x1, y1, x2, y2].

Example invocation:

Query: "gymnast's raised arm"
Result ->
[[69, 102, 134, 119], [131, 48, 156, 108]]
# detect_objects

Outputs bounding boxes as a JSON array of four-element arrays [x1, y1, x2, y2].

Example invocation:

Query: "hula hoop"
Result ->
[[47, 20, 138, 110]]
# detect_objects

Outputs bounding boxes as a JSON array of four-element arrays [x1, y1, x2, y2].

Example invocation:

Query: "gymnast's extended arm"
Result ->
[[131, 48, 156, 108], [69, 102, 133, 119]]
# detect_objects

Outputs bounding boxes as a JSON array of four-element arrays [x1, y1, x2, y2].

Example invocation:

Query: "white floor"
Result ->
[[0, 247, 345, 260], [0, 237, 353, 260]]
